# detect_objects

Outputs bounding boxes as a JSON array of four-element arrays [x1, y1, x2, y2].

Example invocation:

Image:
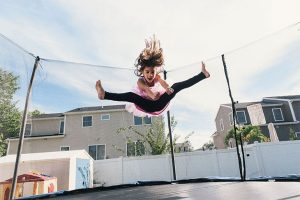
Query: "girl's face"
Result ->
[[142, 66, 157, 83]]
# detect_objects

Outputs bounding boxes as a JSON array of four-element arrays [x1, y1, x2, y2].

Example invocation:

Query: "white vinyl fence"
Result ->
[[94, 140, 300, 186]]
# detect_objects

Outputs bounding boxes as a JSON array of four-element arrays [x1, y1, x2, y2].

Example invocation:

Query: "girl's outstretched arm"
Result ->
[[137, 78, 160, 100], [157, 75, 174, 95]]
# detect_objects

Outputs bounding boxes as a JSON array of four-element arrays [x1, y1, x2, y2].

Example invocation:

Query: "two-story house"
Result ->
[[7, 105, 162, 159], [212, 95, 300, 149]]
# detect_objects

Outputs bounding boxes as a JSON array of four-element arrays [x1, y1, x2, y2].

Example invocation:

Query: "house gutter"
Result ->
[[6, 134, 65, 142], [30, 116, 64, 121], [65, 108, 126, 115], [259, 121, 300, 126], [220, 103, 283, 109]]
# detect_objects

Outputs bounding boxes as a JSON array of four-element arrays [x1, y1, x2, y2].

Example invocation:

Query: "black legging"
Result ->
[[104, 72, 207, 112]]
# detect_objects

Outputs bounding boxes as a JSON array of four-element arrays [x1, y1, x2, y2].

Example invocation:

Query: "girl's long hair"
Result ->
[[134, 35, 164, 77]]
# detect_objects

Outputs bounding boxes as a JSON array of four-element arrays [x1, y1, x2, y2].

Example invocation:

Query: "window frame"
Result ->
[[25, 123, 32, 136], [101, 114, 110, 121], [228, 113, 233, 126], [133, 116, 143, 126], [136, 140, 146, 156], [126, 140, 145, 157], [82, 115, 93, 127], [126, 141, 136, 157], [88, 144, 106, 160], [133, 116, 152, 126], [60, 146, 70, 151], [59, 120, 65, 134], [236, 110, 247, 124], [272, 108, 284, 122], [220, 119, 224, 131], [143, 116, 152, 125]]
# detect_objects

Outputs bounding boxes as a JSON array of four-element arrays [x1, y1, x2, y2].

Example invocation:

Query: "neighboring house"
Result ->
[[212, 95, 300, 149], [7, 105, 161, 160], [174, 142, 192, 153]]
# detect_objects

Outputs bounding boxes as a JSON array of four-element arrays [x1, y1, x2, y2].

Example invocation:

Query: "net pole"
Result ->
[[10, 56, 40, 200], [164, 70, 177, 181], [239, 128, 246, 180], [221, 54, 245, 181]]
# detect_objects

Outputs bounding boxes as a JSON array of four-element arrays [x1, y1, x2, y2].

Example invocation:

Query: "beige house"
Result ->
[[7, 105, 161, 160]]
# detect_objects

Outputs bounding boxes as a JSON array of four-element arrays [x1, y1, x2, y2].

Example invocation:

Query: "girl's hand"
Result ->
[[154, 92, 160, 100], [150, 92, 160, 100], [166, 87, 174, 95], [148, 91, 160, 100]]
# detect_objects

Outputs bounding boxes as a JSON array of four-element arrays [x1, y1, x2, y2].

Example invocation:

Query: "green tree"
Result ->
[[289, 128, 299, 140], [116, 116, 192, 155], [29, 109, 43, 117], [224, 125, 269, 147], [0, 68, 21, 156], [0, 133, 6, 156], [201, 140, 215, 150]]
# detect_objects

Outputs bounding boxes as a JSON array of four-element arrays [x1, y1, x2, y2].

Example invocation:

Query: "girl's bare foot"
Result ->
[[95, 80, 105, 100], [201, 61, 210, 78]]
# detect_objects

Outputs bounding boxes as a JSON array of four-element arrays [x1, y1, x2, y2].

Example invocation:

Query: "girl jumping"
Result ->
[[96, 36, 210, 116]]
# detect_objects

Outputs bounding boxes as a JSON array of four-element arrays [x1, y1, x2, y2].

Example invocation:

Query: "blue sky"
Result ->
[[1, 0, 300, 149]]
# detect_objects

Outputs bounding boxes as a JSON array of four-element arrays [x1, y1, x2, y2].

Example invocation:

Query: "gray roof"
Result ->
[[32, 113, 64, 119], [222, 95, 300, 109], [31, 105, 126, 119], [66, 105, 126, 113], [222, 101, 283, 109], [222, 102, 260, 109], [264, 95, 300, 100]]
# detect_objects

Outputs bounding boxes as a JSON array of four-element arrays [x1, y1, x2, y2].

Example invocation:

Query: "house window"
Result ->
[[229, 113, 233, 126], [59, 121, 64, 134], [88, 144, 106, 160], [143, 116, 152, 125], [126, 142, 135, 157], [134, 116, 143, 125], [126, 140, 145, 156], [236, 111, 247, 124], [295, 132, 300, 139], [272, 108, 284, 122], [220, 119, 224, 131], [82, 116, 92, 127], [25, 124, 32, 136], [101, 114, 110, 121], [136, 140, 145, 156], [134, 116, 152, 125], [60, 146, 70, 151]]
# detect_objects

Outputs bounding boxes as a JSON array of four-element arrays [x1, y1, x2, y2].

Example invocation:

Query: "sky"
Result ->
[[1, 0, 300, 149]]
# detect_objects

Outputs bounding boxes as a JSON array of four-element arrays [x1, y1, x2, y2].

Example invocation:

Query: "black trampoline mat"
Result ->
[[32, 181, 300, 200]]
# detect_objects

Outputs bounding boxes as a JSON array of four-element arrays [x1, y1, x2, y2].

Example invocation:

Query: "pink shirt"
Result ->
[[125, 76, 171, 117]]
